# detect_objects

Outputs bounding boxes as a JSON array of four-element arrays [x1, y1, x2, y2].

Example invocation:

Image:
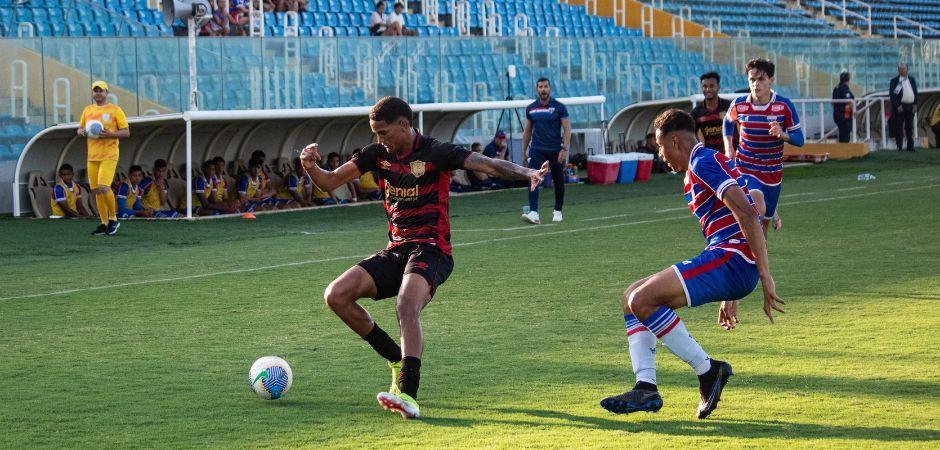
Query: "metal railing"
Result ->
[[894, 15, 940, 39], [820, 0, 872, 36]]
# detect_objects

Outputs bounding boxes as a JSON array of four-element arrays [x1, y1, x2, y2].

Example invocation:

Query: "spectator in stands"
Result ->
[[116, 165, 154, 219], [370, 2, 391, 36], [930, 102, 940, 149], [890, 63, 919, 151], [140, 159, 181, 218], [484, 130, 508, 159], [49, 164, 92, 219], [692, 71, 732, 150], [388, 3, 418, 36], [228, 0, 250, 36], [238, 158, 276, 211], [200, 0, 230, 36], [832, 72, 854, 143], [328, 152, 357, 202]]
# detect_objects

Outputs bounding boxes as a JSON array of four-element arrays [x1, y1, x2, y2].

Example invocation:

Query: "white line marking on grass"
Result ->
[[780, 192, 818, 198], [4, 183, 939, 302], [836, 186, 868, 192], [453, 224, 555, 232]]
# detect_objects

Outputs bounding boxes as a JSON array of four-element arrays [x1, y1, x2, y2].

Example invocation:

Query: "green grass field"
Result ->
[[2, 151, 939, 448]]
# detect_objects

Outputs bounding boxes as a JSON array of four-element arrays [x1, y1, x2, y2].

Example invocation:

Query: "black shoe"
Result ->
[[697, 359, 733, 419], [106, 220, 120, 236], [91, 224, 107, 236], [600, 388, 663, 415]]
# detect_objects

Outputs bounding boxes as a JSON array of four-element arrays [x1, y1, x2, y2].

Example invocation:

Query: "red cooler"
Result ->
[[587, 155, 620, 185], [635, 153, 654, 182]]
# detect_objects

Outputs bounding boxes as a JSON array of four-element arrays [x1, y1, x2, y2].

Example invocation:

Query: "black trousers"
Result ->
[[894, 103, 916, 151], [931, 123, 940, 148], [834, 116, 852, 143]]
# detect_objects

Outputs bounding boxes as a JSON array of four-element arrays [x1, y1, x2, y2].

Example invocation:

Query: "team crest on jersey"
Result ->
[[379, 160, 391, 170], [410, 160, 426, 177], [103, 113, 111, 121], [736, 104, 748, 112], [771, 104, 784, 112]]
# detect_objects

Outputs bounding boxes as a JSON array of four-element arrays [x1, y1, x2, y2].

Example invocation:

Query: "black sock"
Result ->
[[363, 322, 402, 363], [634, 381, 658, 392], [398, 356, 421, 399]]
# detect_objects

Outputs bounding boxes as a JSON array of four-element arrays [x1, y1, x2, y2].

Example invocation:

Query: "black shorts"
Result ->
[[357, 243, 454, 300]]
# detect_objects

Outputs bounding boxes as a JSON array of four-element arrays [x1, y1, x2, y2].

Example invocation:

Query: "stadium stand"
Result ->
[[801, 0, 940, 38], [653, 0, 857, 37]]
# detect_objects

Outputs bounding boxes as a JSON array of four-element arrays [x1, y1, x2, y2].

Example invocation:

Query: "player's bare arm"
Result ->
[[463, 152, 548, 191], [99, 127, 130, 139], [722, 185, 785, 323], [300, 143, 361, 192], [723, 135, 736, 160]]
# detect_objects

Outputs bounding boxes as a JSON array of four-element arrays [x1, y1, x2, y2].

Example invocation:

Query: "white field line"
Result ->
[[2, 183, 938, 302]]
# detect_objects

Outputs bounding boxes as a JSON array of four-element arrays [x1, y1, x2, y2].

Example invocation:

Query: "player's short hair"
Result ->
[[212, 156, 225, 164], [700, 71, 721, 84], [129, 165, 142, 174], [840, 72, 850, 83], [292, 157, 302, 167], [374, 1, 384, 10], [536, 77, 551, 86], [251, 150, 266, 161], [154, 158, 167, 169], [394, 2, 403, 8], [248, 158, 262, 170], [327, 152, 340, 160], [645, 133, 655, 139], [58, 163, 73, 173], [370, 96, 413, 126], [653, 109, 696, 136], [202, 160, 215, 171], [471, 142, 482, 151], [745, 58, 775, 78]]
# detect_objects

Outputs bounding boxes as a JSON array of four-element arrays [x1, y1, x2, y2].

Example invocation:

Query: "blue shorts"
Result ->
[[672, 244, 759, 307], [742, 174, 781, 219]]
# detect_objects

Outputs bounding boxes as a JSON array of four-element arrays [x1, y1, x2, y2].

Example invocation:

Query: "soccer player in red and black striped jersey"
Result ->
[[299, 96, 548, 419], [691, 71, 732, 151]]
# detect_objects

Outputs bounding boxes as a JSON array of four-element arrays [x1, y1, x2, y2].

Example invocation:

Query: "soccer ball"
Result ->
[[248, 356, 293, 400], [85, 120, 104, 138]]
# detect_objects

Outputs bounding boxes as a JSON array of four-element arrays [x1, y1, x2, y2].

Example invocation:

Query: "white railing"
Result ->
[[640, 4, 654, 37], [706, 16, 722, 34], [480, 0, 501, 36], [613, 0, 627, 27], [10, 60, 27, 122], [53, 78, 70, 124], [514, 13, 533, 37], [452, 0, 471, 36], [820, 0, 872, 36], [248, 0, 264, 37], [894, 15, 940, 39], [421, 0, 439, 26]]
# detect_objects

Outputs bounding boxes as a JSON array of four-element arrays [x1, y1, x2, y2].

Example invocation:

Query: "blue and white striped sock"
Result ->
[[625, 314, 657, 385], [641, 306, 711, 376]]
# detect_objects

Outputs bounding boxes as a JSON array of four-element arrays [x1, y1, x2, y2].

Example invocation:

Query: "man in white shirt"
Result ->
[[388, 2, 417, 36], [889, 63, 919, 151], [369, 1, 392, 36]]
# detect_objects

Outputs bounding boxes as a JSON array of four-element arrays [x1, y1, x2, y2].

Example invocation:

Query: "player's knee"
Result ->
[[621, 280, 644, 312], [627, 287, 656, 318], [323, 282, 351, 311], [395, 296, 422, 320]]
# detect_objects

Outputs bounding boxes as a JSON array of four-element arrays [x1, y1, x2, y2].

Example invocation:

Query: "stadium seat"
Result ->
[[27, 171, 53, 219]]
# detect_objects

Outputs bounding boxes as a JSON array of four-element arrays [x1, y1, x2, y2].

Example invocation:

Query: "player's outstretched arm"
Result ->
[[722, 185, 785, 323], [463, 153, 548, 191], [300, 143, 361, 192]]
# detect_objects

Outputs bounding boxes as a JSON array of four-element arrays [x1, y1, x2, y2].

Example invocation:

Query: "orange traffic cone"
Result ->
[[242, 212, 256, 220]]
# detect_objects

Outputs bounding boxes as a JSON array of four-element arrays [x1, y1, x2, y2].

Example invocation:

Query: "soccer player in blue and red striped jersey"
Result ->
[[299, 97, 548, 420], [601, 109, 783, 420], [723, 58, 804, 234]]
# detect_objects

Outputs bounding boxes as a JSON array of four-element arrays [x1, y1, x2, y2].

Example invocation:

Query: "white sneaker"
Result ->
[[522, 210, 541, 224], [552, 210, 563, 222]]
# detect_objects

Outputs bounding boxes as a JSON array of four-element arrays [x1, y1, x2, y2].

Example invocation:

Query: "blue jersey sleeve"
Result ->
[[782, 98, 805, 147], [723, 98, 740, 137], [691, 151, 739, 200], [116, 182, 129, 198], [53, 185, 66, 201], [132, 196, 143, 211], [237, 175, 248, 194], [288, 174, 299, 190], [140, 177, 153, 194], [557, 102, 569, 120]]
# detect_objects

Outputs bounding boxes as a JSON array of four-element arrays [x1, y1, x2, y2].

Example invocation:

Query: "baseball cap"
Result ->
[[495, 130, 507, 139], [91, 80, 109, 91]]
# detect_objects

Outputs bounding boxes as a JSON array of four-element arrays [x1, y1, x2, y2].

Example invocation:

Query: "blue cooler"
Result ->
[[617, 153, 640, 184]]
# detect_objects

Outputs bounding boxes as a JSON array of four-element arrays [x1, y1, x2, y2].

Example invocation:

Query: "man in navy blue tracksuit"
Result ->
[[522, 77, 571, 224]]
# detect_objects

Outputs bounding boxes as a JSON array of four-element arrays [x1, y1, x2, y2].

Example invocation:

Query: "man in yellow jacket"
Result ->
[[930, 102, 940, 149], [77, 81, 129, 235]]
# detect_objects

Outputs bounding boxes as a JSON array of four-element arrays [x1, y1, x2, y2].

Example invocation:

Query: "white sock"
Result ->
[[642, 306, 711, 376], [625, 314, 657, 385]]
